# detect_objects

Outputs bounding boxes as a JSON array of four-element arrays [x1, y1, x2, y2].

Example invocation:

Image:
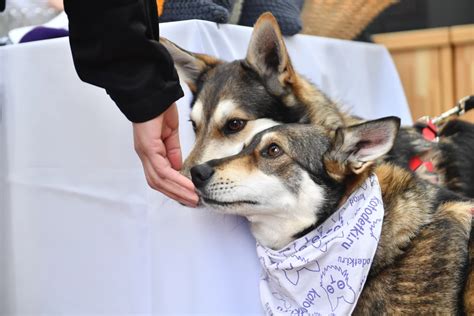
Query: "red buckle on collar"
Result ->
[[409, 156, 422, 171], [421, 120, 438, 141], [409, 156, 434, 172]]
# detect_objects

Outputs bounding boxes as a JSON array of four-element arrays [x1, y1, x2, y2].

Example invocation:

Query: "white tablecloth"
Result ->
[[0, 20, 411, 316]]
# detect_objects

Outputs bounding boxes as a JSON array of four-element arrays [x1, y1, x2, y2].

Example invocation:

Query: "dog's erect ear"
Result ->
[[325, 117, 401, 179], [160, 37, 222, 93], [245, 12, 296, 95]]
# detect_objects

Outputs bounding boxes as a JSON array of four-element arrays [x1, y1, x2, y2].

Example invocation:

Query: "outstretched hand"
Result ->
[[133, 103, 198, 207]]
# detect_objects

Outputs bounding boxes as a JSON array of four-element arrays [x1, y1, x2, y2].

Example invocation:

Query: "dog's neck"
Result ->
[[248, 211, 316, 250]]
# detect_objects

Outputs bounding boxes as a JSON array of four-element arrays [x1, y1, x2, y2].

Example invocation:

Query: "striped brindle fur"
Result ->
[[190, 118, 474, 314]]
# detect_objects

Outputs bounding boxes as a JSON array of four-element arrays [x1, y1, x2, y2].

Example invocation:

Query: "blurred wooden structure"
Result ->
[[373, 24, 474, 123], [301, 0, 396, 39]]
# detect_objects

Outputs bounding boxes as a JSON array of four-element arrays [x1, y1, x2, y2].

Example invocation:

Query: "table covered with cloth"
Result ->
[[0, 20, 411, 315]]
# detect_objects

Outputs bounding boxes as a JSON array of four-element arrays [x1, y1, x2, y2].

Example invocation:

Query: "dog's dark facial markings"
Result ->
[[192, 61, 311, 125], [192, 119, 473, 314], [162, 13, 345, 175], [189, 124, 336, 248], [191, 118, 400, 245]]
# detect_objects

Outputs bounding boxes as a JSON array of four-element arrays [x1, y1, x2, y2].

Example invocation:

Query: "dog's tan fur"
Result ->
[[351, 165, 471, 314], [318, 161, 472, 314]]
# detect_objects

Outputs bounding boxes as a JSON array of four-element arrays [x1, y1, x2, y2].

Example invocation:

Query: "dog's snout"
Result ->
[[190, 164, 215, 188]]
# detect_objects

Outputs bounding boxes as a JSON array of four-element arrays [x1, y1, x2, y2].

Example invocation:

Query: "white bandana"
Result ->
[[257, 174, 384, 316]]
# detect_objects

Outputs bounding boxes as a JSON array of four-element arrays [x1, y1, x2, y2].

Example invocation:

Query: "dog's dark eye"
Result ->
[[224, 119, 246, 134], [265, 143, 282, 158]]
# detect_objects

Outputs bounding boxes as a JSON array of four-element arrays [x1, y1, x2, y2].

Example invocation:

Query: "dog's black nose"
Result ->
[[190, 164, 215, 188]]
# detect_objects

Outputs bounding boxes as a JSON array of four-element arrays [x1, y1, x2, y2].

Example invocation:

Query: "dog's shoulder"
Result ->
[[355, 163, 472, 314], [375, 163, 471, 237]]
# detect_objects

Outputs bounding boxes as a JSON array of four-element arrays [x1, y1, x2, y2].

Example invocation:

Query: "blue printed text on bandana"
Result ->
[[257, 174, 384, 315]]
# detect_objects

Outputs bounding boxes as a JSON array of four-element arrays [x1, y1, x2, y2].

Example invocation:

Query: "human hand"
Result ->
[[133, 103, 198, 207]]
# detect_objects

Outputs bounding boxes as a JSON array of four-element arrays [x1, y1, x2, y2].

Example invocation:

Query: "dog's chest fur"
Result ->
[[354, 165, 472, 314]]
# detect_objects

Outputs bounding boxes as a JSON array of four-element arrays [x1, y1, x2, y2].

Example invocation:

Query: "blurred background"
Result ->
[[0, 0, 60, 37], [359, 0, 474, 39], [359, 0, 474, 123]]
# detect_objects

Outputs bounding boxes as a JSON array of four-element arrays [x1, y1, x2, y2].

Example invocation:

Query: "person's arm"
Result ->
[[64, 0, 198, 206], [64, 0, 182, 122]]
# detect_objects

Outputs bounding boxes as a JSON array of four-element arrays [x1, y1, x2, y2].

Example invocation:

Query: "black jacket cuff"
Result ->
[[110, 81, 184, 123]]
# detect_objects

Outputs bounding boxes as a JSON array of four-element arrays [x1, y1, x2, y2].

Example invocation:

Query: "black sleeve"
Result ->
[[64, 0, 184, 123]]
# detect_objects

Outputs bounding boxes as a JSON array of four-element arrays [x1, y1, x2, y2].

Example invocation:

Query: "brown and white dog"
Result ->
[[190, 118, 474, 314], [161, 13, 474, 199]]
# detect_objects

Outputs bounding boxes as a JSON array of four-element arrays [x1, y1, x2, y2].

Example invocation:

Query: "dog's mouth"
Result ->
[[200, 196, 259, 207]]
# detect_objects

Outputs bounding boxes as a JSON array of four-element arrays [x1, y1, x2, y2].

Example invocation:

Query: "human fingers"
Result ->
[[142, 158, 198, 207], [163, 127, 183, 171], [150, 153, 196, 192]]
